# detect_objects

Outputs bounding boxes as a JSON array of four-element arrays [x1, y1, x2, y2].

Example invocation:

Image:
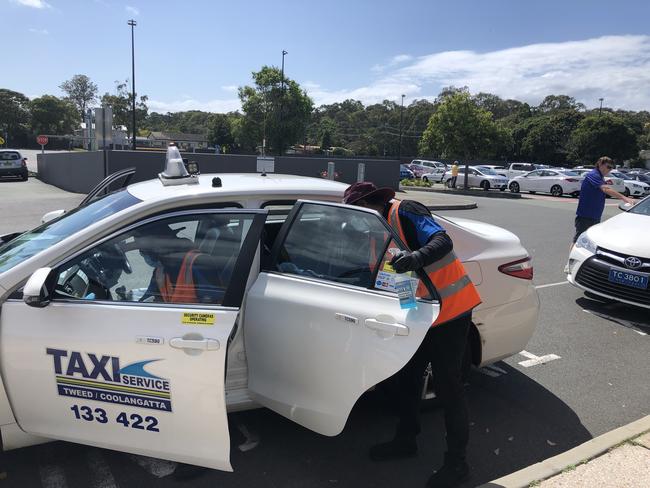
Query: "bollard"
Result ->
[[357, 163, 365, 182], [327, 162, 335, 180]]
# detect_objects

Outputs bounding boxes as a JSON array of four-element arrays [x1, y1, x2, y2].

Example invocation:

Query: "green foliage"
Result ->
[[419, 92, 501, 160], [567, 113, 639, 164], [400, 178, 432, 187], [207, 113, 236, 149], [0, 89, 30, 145], [30, 95, 78, 135], [59, 74, 98, 121], [238, 65, 313, 154], [100, 80, 148, 134]]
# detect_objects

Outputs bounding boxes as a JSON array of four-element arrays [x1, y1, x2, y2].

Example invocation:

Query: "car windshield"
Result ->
[[629, 198, 650, 216], [476, 167, 498, 175], [0, 190, 141, 274], [635, 174, 649, 182]]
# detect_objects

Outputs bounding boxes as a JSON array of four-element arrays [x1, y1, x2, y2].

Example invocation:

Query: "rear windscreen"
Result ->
[[0, 152, 20, 161]]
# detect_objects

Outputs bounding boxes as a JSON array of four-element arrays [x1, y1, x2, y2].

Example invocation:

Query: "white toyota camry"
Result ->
[[0, 151, 538, 471], [568, 197, 650, 309]]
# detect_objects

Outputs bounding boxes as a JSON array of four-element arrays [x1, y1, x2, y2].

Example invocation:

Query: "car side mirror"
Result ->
[[24, 267, 56, 308], [41, 209, 66, 224], [618, 202, 633, 212]]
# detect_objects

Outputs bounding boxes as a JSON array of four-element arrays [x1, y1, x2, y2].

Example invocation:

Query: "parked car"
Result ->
[[509, 169, 583, 197], [421, 167, 447, 183], [0, 150, 538, 470], [400, 164, 415, 179], [442, 166, 509, 190], [497, 162, 538, 179], [610, 171, 650, 198], [408, 160, 447, 178], [568, 196, 650, 309], [0, 150, 28, 181], [572, 169, 626, 195]]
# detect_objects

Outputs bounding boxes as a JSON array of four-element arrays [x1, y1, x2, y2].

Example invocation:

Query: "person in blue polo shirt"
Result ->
[[573, 156, 634, 243]]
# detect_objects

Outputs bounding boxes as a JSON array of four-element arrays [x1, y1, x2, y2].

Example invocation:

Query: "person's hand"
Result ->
[[389, 250, 424, 273], [623, 196, 635, 206]]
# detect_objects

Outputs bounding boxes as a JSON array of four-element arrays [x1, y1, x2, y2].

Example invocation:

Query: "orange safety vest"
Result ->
[[387, 200, 481, 325], [155, 250, 201, 303]]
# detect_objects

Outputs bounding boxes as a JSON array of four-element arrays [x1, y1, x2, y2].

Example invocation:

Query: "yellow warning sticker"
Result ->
[[182, 312, 216, 326]]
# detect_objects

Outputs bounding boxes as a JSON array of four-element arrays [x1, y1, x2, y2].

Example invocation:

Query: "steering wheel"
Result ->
[[112, 243, 132, 274]]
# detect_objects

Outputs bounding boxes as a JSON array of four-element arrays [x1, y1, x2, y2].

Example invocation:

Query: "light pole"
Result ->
[[278, 49, 288, 156], [128, 19, 137, 150], [398, 94, 405, 160], [599, 97, 604, 117]]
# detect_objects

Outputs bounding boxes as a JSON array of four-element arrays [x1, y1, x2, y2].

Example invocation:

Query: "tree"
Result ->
[[537, 94, 585, 113], [419, 92, 500, 161], [30, 95, 78, 135], [567, 113, 638, 164], [207, 113, 235, 150], [59, 74, 98, 121], [0, 89, 30, 146], [238, 66, 313, 154], [101, 80, 148, 134]]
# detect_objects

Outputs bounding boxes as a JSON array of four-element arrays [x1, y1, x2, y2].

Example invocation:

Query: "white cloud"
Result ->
[[221, 85, 238, 93], [308, 35, 650, 111], [13, 0, 51, 8], [371, 53, 414, 73], [125, 5, 139, 16], [28, 27, 49, 34], [148, 97, 241, 114]]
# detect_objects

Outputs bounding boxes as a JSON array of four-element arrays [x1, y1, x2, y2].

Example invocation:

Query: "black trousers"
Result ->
[[393, 313, 471, 459], [573, 216, 600, 243]]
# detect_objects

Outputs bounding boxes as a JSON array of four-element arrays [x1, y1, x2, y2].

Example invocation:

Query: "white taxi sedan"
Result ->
[[0, 153, 538, 471], [568, 197, 650, 309]]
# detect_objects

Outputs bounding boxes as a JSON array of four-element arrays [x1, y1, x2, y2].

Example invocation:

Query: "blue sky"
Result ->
[[5, 0, 650, 112]]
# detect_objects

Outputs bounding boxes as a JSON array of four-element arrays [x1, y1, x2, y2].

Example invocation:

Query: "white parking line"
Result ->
[[38, 463, 68, 488], [535, 281, 569, 289], [518, 350, 561, 367], [86, 450, 117, 488]]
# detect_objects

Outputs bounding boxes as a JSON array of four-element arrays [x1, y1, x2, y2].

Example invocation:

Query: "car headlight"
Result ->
[[575, 233, 597, 254]]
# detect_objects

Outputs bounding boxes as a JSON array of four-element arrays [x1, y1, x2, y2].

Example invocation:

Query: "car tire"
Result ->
[[571, 192, 579, 198], [509, 181, 520, 193], [446, 179, 453, 188], [21, 174, 28, 182], [551, 185, 563, 197], [423, 176, 429, 183], [480, 180, 490, 191], [500, 187, 506, 191], [529, 191, 536, 194], [624, 188, 630, 197]]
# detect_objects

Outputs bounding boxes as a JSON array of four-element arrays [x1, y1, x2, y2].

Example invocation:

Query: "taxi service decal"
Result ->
[[46, 348, 172, 412]]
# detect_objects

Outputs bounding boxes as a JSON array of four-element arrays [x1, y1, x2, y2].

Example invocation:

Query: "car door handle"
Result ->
[[364, 319, 409, 336], [170, 338, 220, 351]]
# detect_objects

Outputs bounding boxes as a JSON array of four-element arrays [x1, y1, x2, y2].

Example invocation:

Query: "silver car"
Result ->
[[0, 150, 28, 181], [443, 165, 509, 190]]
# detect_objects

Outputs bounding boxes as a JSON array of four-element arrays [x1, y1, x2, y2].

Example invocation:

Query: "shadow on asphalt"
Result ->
[[576, 296, 650, 332], [1, 365, 591, 488]]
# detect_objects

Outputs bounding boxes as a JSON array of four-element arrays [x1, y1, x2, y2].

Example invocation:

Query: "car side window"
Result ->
[[53, 212, 257, 305], [512, 164, 522, 171], [274, 204, 393, 288], [527, 170, 541, 177]]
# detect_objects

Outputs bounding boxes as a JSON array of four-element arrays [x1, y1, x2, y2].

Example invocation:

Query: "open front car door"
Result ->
[[0, 209, 267, 470], [244, 200, 440, 436]]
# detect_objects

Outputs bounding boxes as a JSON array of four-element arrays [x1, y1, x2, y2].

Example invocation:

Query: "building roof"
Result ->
[[148, 131, 207, 143]]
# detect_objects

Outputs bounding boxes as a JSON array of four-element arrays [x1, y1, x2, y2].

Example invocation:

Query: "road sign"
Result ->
[[0, 137, 5, 145], [37, 135, 48, 145]]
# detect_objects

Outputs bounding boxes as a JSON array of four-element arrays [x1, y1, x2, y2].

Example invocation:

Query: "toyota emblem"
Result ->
[[624, 256, 642, 269]]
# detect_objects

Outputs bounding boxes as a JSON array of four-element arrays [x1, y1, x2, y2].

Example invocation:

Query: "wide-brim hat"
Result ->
[[343, 181, 395, 205]]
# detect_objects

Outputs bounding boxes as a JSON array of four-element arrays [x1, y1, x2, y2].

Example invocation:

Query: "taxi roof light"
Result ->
[[158, 143, 199, 186]]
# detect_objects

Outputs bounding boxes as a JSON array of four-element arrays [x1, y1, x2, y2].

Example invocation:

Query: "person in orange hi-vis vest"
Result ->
[[343, 181, 481, 488]]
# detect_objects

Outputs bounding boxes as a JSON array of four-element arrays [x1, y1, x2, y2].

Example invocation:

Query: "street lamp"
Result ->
[[599, 97, 604, 117], [128, 19, 137, 151], [398, 94, 405, 160], [278, 50, 288, 156]]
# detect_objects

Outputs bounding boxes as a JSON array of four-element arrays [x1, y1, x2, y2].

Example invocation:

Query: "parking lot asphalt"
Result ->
[[0, 180, 647, 488]]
